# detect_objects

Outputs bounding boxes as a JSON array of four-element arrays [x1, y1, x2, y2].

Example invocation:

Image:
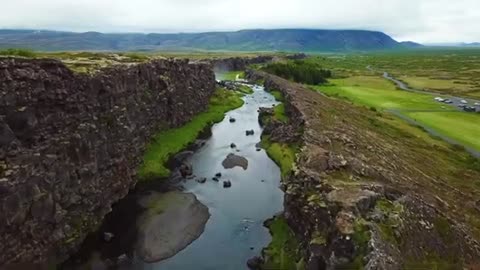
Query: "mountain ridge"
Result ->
[[0, 28, 422, 52]]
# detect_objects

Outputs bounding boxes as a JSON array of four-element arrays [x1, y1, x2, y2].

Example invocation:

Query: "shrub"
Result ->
[[261, 60, 331, 85], [0, 48, 36, 58]]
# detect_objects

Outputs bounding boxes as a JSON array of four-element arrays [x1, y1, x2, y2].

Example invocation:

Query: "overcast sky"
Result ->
[[0, 0, 478, 43]]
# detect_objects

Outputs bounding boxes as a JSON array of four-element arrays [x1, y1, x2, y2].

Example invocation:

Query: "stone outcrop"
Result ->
[[211, 56, 273, 73], [247, 69, 480, 269], [0, 57, 216, 265]]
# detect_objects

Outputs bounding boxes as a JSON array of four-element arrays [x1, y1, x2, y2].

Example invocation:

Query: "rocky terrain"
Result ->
[[0, 57, 216, 266], [247, 70, 480, 269], [211, 56, 273, 74]]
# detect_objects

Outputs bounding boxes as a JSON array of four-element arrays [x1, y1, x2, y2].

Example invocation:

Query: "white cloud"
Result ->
[[0, 0, 478, 42]]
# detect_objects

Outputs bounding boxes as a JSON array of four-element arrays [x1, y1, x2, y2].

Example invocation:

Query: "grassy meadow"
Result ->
[[309, 48, 480, 99], [306, 51, 480, 153]]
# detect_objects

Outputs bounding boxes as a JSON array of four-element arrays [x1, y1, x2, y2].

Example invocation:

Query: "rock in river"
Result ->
[[136, 191, 210, 262], [222, 153, 248, 170], [223, 180, 232, 188]]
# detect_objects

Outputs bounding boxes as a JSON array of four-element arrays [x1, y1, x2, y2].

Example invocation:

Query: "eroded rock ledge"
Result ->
[[247, 70, 480, 269], [0, 57, 216, 265]]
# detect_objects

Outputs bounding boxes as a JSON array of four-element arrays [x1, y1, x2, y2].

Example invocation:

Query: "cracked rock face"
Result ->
[[0, 57, 216, 265]]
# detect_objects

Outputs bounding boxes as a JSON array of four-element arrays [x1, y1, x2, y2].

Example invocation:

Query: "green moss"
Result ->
[[433, 217, 454, 243], [138, 88, 244, 181], [261, 135, 297, 178], [338, 218, 371, 270], [310, 230, 327, 245], [237, 84, 254, 94], [262, 216, 302, 270], [374, 199, 404, 245], [273, 104, 289, 123], [270, 90, 285, 102]]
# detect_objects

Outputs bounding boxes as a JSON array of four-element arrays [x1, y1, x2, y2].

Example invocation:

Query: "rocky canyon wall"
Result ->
[[0, 58, 216, 265]]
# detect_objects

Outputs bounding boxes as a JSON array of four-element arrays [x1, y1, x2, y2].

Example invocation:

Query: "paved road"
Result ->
[[382, 72, 480, 112]]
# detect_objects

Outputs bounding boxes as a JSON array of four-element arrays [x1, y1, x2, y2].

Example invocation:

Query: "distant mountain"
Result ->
[[461, 42, 480, 47], [400, 41, 424, 48], [0, 29, 416, 52]]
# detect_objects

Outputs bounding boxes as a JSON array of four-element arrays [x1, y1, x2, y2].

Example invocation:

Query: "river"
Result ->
[[62, 82, 284, 270], [141, 83, 284, 270]]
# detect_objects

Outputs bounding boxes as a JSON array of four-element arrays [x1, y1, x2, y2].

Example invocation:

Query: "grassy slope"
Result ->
[[138, 88, 244, 180], [314, 76, 480, 152], [215, 70, 245, 81]]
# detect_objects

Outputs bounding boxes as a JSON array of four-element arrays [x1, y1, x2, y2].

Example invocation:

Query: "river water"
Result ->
[[140, 84, 284, 270]]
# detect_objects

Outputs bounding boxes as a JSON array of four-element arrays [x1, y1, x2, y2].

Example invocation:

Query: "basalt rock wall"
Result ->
[[212, 56, 273, 73], [0, 58, 216, 265]]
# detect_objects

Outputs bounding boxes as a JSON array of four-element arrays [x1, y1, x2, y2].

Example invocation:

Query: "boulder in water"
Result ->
[[247, 256, 264, 269], [196, 177, 207, 184], [229, 118, 236, 123], [137, 192, 210, 262], [245, 129, 255, 136], [179, 163, 193, 177], [222, 153, 248, 170], [230, 143, 237, 148], [223, 180, 232, 188]]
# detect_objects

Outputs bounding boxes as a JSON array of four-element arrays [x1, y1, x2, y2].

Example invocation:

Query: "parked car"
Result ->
[[461, 99, 468, 104], [464, 106, 476, 112], [474, 102, 480, 106], [443, 99, 453, 104], [434, 97, 445, 102]]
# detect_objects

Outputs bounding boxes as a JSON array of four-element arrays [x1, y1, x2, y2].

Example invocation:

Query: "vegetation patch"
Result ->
[[0, 48, 37, 57], [338, 218, 371, 270], [138, 88, 244, 181], [261, 216, 302, 270], [374, 198, 404, 245], [236, 84, 254, 94], [216, 70, 245, 81], [261, 135, 297, 178], [273, 104, 289, 123], [403, 111, 480, 151], [262, 60, 331, 85], [270, 89, 285, 102]]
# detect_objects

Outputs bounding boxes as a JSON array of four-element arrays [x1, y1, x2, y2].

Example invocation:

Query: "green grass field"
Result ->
[[313, 76, 480, 152], [307, 49, 480, 99], [404, 111, 480, 151], [316, 76, 448, 111], [138, 88, 244, 180]]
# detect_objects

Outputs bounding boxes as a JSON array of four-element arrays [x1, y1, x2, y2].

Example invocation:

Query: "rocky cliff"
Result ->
[[248, 70, 480, 269], [211, 56, 273, 73], [0, 58, 216, 266]]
